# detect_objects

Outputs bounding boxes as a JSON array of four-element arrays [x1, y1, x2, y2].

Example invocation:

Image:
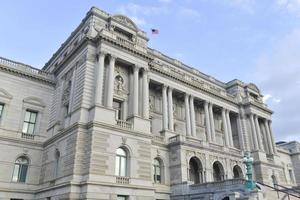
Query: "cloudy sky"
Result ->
[[0, 0, 299, 142]]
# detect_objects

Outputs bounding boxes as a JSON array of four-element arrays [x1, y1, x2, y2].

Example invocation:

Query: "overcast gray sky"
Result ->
[[0, 0, 299, 142]]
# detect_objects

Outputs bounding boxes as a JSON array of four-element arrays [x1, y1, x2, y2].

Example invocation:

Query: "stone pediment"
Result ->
[[247, 83, 260, 93], [0, 88, 13, 100], [23, 96, 46, 108], [112, 15, 138, 31]]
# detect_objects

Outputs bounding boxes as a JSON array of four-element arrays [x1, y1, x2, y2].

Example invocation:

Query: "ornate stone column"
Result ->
[[190, 96, 196, 137], [204, 101, 212, 142], [185, 94, 191, 136], [236, 114, 245, 150], [268, 120, 278, 154], [94, 51, 105, 106], [133, 65, 140, 116], [162, 85, 168, 131], [209, 103, 216, 142], [106, 55, 116, 108], [250, 114, 259, 150], [264, 119, 274, 155], [142, 69, 149, 119], [226, 110, 234, 147], [254, 115, 264, 151], [222, 108, 229, 147], [168, 87, 174, 131]]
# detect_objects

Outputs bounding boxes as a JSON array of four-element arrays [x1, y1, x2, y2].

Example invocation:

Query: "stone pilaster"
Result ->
[[162, 85, 168, 131], [222, 108, 229, 147], [190, 96, 196, 137], [133, 65, 140, 116], [250, 114, 259, 150], [226, 110, 234, 147], [106, 55, 115, 108], [204, 101, 211, 142], [254, 115, 264, 151], [94, 51, 105, 106], [209, 103, 216, 142], [185, 94, 191, 136], [142, 69, 149, 119], [268, 120, 278, 154], [264, 119, 273, 155], [168, 87, 174, 131]]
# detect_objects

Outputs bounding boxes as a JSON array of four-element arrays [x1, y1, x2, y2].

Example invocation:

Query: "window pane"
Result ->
[[28, 124, 35, 134], [116, 148, 126, 156], [12, 164, 20, 182], [0, 104, 3, 117], [19, 165, 28, 182], [157, 175, 161, 182], [156, 166, 161, 175], [22, 122, 29, 133], [24, 111, 31, 122], [115, 156, 120, 176], [29, 112, 37, 123], [120, 157, 126, 176], [117, 196, 127, 200]]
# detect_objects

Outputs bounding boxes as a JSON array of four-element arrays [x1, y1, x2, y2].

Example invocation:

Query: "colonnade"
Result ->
[[93, 51, 149, 119], [249, 114, 277, 154], [161, 85, 243, 148]]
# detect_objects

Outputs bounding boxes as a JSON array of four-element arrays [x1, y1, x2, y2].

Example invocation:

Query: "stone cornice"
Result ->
[[0, 58, 55, 86], [150, 63, 238, 106], [87, 121, 153, 140], [0, 134, 44, 147], [97, 33, 153, 61]]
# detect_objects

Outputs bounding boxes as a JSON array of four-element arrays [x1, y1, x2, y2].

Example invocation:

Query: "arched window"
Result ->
[[213, 161, 225, 182], [188, 157, 204, 184], [12, 156, 29, 182], [55, 150, 60, 178], [153, 158, 162, 183], [233, 165, 243, 179], [115, 148, 127, 177]]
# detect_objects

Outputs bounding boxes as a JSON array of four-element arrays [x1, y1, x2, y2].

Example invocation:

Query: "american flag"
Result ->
[[151, 29, 159, 34]]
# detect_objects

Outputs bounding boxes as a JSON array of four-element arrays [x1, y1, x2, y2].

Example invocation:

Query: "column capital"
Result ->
[[109, 54, 116, 61], [162, 84, 168, 90], [168, 86, 173, 91], [97, 50, 107, 57], [133, 65, 141, 72], [185, 93, 190, 99]]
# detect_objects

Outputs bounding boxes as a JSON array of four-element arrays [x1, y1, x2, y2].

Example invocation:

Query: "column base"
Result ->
[[160, 129, 177, 140], [252, 150, 267, 162], [89, 105, 116, 125], [128, 115, 150, 133]]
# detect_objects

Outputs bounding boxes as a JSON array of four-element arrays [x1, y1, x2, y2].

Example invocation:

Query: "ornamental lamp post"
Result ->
[[243, 152, 256, 191]]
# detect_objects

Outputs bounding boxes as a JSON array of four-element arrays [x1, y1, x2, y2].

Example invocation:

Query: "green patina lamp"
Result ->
[[243, 152, 256, 191]]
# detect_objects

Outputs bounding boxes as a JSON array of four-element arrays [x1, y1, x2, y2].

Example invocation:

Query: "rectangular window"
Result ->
[[289, 169, 294, 183], [117, 196, 128, 200], [22, 110, 37, 134], [113, 100, 123, 120], [0, 103, 4, 119]]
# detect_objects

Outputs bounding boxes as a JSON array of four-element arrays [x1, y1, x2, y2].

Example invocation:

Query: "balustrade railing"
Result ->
[[21, 132, 35, 140], [116, 120, 132, 130], [0, 56, 54, 79], [116, 176, 130, 184]]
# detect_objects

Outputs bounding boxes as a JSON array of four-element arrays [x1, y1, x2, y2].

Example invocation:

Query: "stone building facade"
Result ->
[[0, 6, 298, 200]]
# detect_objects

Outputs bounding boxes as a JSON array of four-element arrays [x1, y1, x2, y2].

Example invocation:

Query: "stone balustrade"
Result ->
[[116, 176, 130, 184], [0, 56, 54, 80], [116, 120, 132, 130]]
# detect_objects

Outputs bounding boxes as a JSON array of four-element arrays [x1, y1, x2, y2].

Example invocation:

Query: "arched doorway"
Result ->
[[188, 157, 203, 184], [213, 161, 225, 181], [233, 165, 243, 179], [222, 197, 230, 200]]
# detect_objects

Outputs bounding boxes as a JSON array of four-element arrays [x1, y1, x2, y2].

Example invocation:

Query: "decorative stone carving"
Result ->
[[112, 15, 138, 30]]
